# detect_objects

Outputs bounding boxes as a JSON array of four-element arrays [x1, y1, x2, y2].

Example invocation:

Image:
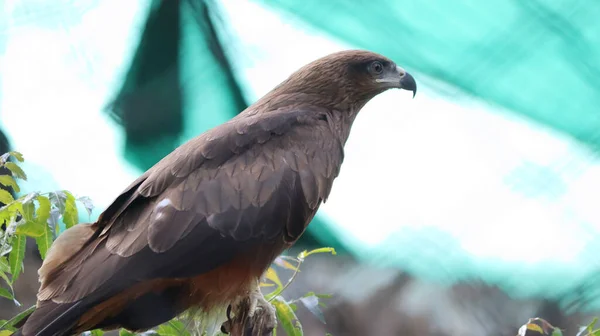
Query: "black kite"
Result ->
[[16, 50, 417, 336]]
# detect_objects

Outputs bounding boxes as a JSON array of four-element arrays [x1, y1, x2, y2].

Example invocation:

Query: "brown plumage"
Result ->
[[17, 50, 417, 336]]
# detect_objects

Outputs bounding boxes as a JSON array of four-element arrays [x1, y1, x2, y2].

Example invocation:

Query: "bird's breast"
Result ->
[[184, 239, 286, 309]]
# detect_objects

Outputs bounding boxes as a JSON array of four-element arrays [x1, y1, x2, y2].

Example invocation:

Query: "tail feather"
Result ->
[[20, 301, 83, 336]]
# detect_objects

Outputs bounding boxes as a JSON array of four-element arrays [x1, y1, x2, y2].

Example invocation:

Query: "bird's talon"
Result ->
[[222, 282, 277, 335], [220, 304, 235, 334], [227, 304, 233, 321], [220, 323, 230, 334]]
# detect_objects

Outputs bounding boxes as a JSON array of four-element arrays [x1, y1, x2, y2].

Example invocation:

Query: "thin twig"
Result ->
[[267, 257, 303, 302]]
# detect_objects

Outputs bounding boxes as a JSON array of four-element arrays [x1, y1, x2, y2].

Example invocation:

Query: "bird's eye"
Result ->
[[370, 61, 384, 75]]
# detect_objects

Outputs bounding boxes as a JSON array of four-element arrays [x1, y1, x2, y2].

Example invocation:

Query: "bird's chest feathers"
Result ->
[[185, 240, 284, 304]]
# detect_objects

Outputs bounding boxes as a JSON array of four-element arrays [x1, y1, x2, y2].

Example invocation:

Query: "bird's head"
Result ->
[[271, 50, 417, 109]]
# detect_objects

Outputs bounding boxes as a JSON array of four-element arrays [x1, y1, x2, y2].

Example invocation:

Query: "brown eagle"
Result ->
[[16, 50, 416, 336]]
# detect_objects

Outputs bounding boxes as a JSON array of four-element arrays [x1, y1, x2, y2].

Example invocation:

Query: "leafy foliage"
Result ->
[[0, 151, 334, 336], [0, 306, 35, 332], [517, 317, 600, 336], [575, 318, 600, 336], [0, 151, 94, 303]]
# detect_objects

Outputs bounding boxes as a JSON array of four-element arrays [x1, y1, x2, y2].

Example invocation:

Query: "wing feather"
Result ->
[[36, 105, 344, 311]]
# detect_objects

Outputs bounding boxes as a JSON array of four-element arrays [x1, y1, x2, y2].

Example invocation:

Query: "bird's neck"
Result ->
[[245, 90, 371, 145], [325, 102, 366, 146]]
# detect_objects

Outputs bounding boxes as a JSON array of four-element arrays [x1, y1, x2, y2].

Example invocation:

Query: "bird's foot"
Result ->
[[247, 287, 277, 321], [221, 280, 276, 336]]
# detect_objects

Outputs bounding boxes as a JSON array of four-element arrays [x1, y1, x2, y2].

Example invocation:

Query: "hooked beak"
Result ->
[[399, 71, 417, 98], [375, 65, 417, 98]]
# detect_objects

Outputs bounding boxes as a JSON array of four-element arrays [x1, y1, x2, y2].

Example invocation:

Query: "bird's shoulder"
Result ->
[[153, 105, 332, 186], [96, 104, 344, 245]]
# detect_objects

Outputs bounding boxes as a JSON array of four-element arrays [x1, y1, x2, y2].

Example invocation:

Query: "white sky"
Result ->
[[1, 0, 600, 296]]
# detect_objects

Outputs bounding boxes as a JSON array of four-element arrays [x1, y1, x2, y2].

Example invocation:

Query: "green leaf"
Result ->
[[157, 320, 190, 336], [8, 151, 24, 162], [0, 305, 35, 331], [62, 191, 78, 229], [260, 282, 275, 287], [265, 267, 284, 289], [0, 330, 13, 336], [20, 201, 33, 222], [298, 294, 326, 324], [16, 200, 44, 237], [0, 287, 14, 300], [0, 190, 14, 205], [49, 191, 67, 214], [8, 235, 26, 283], [0, 209, 10, 227], [590, 318, 598, 329], [589, 318, 599, 334], [16, 221, 45, 237], [7, 202, 22, 223], [0, 257, 9, 273], [118, 329, 136, 336], [0, 320, 16, 332], [0, 176, 19, 193], [47, 208, 61, 232], [89, 329, 104, 336], [298, 247, 336, 261], [77, 196, 95, 218], [4, 163, 26, 181], [0, 201, 22, 227], [0, 272, 10, 292], [35, 222, 53, 260], [36, 195, 51, 225], [273, 296, 303, 336]]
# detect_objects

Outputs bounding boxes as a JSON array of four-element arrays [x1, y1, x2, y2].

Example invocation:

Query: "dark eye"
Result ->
[[370, 61, 384, 75]]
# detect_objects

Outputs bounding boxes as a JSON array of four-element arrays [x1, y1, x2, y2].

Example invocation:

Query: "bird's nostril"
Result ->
[[395, 65, 406, 77]]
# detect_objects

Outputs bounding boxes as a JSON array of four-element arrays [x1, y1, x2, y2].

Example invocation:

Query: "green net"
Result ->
[[258, 0, 600, 151], [106, 0, 247, 171]]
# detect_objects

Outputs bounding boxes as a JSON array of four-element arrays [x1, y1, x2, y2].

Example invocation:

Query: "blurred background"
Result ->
[[1, 0, 600, 335]]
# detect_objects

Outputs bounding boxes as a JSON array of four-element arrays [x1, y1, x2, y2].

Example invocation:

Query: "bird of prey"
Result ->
[[16, 50, 417, 336]]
